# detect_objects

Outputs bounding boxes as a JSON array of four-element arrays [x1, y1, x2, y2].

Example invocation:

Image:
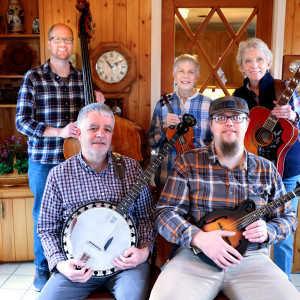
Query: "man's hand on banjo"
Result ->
[[56, 259, 93, 283], [113, 246, 149, 270]]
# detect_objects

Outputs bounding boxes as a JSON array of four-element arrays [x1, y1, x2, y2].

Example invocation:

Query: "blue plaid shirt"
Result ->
[[15, 60, 85, 164], [148, 91, 212, 185]]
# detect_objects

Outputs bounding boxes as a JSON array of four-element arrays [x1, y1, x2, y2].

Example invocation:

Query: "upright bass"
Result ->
[[63, 0, 148, 162]]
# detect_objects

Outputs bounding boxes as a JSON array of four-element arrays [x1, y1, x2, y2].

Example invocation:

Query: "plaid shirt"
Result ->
[[15, 60, 85, 164], [148, 91, 212, 185], [155, 142, 297, 252], [37, 151, 156, 272]]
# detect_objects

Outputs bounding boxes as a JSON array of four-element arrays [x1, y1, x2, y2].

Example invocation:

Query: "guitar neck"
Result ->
[[277, 69, 300, 106], [116, 132, 181, 215], [238, 186, 300, 230], [80, 33, 95, 105], [263, 68, 300, 132]]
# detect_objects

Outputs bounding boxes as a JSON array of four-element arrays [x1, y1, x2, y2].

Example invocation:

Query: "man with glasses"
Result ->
[[150, 96, 299, 299], [15, 23, 103, 292]]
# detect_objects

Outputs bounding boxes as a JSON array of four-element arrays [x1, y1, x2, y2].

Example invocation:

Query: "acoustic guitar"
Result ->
[[62, 114, 197, 277], [244, 67, 300, 176], [192, 182, 300, 267]]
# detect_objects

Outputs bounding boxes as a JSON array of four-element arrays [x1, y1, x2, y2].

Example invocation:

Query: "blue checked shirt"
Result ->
[[148, 91, 212, 185], [155, 142, 297, 251], [15, 60, 85, 164], [37, 151, 156, 271]]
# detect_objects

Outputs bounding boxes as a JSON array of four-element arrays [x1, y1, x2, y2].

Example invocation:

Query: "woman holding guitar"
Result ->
[[148, 54, 212, 186], [234, 38, 300, 279]]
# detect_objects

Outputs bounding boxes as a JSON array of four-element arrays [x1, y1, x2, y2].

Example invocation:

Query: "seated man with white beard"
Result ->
[[150, 96, 300, 300]]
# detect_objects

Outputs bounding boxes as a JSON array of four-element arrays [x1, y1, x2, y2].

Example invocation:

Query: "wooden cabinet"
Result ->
[[0, 0, 40, 145], [0, 186, 34, 262]]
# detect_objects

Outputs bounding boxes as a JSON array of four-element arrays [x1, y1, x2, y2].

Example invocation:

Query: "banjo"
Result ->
[[61, 114, 197, 277]]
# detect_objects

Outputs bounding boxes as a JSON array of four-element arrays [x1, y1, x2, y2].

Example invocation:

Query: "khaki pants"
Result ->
[[150, 246, 300, 300]]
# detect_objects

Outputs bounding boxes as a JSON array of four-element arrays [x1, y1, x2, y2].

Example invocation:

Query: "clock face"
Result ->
[[95, 50, 129, 84]]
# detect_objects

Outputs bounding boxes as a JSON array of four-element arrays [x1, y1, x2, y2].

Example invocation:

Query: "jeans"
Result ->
[[273, 174, 300, 279], [37, 261, 150, 300], [28, 159, 58, 272]]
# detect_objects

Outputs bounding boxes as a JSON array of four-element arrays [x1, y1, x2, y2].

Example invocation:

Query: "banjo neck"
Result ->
[[115, 114, 196, 216]]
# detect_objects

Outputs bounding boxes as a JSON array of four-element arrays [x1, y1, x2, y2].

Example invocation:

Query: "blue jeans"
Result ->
[[37, 261, 150, 300], [273, 174, 300, 279], [28, 159, 58, 272]]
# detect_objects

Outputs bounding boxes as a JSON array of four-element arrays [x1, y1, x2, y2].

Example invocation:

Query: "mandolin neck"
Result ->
[[238, 186, 300, 230]]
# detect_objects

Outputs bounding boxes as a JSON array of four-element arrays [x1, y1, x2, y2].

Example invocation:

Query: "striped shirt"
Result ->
[[155, 142, 297, 252], [15, 60, 85, 164], [148, 91, 212, 185], [37, 151, 156, 272]]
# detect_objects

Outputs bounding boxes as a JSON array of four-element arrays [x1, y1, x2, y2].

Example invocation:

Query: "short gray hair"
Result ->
[[77, 103, 115, 129], [236, 38, 273, 68], [173, 54, 200, 76]]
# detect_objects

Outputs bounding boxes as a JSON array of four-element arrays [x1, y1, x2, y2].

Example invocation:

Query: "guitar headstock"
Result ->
[[76, 0, 95, 39], [160, 93, 172, 107], [176, 114, 197, 135]]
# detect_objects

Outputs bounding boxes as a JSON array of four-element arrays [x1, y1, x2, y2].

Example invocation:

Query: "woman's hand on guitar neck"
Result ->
[[113, 246, 149, 270], [56, 259, 93, 283], [191, 230, 243, 270], [242, 220, 268, 244]]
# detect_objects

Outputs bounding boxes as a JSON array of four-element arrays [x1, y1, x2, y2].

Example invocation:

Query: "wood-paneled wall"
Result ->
[[284, 0, 300, 55], [38, 0, 151, 131]]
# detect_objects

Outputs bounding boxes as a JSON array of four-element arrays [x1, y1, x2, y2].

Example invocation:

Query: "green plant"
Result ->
[[0, 135, 28, 175]]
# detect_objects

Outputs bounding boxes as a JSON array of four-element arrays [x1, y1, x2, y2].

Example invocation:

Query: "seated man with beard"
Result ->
[[150, 96, 299, 300]]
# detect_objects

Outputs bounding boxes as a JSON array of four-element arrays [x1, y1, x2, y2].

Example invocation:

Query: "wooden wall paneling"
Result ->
[[39, 0, 52, 63], [291, 0, 300, 54], [284, 0, 295, 55], [161, 0, 175, 95], [89, 1, 101, 51], [100, 0, 114, 42], [136, 0, 151, 130], [126, 0, 139, 122], [113, 0, 127, 43]]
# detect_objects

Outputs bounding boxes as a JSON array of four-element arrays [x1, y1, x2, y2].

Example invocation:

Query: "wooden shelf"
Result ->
[[0, 75, 24, 79], [0, 104, 17, 108], [0, 34, 40, 39]]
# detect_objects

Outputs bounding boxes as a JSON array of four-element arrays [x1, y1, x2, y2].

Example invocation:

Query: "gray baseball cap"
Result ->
[[209, 96, 250, 117]]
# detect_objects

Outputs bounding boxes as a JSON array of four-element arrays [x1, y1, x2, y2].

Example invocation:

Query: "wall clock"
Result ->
[[91, 42, 136, 93]]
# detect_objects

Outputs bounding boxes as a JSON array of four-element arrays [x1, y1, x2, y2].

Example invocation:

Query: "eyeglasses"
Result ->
[[212, 115, 247, 124], [50, 36, 73, 44]]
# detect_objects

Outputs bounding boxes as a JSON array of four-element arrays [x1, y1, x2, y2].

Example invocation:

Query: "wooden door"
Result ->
[[161, 0, 273, 96]]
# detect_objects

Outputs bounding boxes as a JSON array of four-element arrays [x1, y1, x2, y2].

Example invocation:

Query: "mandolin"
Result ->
[[192, 182, 300, 268], [160, 94, 196, 160], [244, 67, 300, 176]]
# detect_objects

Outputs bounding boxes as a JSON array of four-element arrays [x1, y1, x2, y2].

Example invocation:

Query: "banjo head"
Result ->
[[61, 201, 137, 277]]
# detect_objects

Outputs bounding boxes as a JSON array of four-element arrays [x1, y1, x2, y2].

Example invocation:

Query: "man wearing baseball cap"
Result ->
[[150, 96, 299, 299]]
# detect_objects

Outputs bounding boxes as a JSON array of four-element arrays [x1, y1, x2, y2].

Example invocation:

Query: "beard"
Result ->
[[219, 140, 239, 157]]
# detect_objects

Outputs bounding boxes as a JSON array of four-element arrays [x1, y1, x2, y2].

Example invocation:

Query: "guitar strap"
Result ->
[[274, 79, 286, 101], [111, 152, 126, 198]]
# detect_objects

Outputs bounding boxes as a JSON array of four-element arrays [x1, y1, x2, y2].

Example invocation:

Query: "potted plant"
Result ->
[[0, 135, 28, 186]]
